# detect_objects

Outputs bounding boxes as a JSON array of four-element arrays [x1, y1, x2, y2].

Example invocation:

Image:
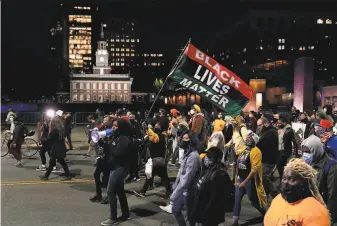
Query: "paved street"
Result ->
[[1, 151, 266, 226], [1, 126, 265, 226]]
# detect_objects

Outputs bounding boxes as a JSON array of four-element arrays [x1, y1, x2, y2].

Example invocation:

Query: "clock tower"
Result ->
[[96, 23, 109, 67]]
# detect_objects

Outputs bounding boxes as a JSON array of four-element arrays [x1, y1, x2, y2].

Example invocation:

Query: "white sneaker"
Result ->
[[159, 204, 173, 214], [52, 166, 61, 173], [14, 161, 22, 167]]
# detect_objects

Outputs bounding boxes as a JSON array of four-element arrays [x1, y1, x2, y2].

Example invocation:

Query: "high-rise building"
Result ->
[[68, 6, 94, 73], [105, 19, 140, 73], [209, 10, 337, 87]]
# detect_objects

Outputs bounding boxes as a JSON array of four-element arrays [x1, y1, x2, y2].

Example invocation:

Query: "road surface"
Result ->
[[1, 150, 267, 226]]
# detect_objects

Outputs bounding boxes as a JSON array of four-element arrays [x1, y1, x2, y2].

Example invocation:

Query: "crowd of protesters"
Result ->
[[4, 104, 337, 225]]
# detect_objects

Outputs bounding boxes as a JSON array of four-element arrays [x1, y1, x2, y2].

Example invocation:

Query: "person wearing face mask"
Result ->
[[101, 118, 131, 226], [232, 130, 267, 226], [256, 116, 279, 199], [264, 158, 331, 226], [189, 105, 207, 150], [167, 133, 201, 226], [276, 116, 297, 186], [133, 122, 171, 198], [301, 134, 337, 224], [125, 114, 142, 182], [190, 147, 232, 226]]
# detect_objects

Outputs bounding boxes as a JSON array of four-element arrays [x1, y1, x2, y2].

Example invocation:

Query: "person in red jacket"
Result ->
[[189, 105, 206, 150]]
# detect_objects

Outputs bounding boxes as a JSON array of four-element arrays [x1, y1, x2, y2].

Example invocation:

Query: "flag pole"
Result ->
[[145, 38, 191, 122]]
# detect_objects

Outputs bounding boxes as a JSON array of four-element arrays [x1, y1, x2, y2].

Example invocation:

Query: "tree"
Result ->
[[153, 78, 163, 91]]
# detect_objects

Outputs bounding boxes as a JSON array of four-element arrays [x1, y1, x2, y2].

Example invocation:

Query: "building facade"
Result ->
[[70, 24, 133, 103]]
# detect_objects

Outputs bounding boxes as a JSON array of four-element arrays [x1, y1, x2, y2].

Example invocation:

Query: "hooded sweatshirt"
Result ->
[[302, 135, 337, 223]]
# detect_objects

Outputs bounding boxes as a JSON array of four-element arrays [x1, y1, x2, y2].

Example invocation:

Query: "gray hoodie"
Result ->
[[301, 135, 325, 165], [302, 134, 337, 223]]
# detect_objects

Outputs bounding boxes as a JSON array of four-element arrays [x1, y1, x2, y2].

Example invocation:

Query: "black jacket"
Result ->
[[107, 135, 131, 170], [256, 126, 279, 165], [148, 133, 166, 159], [12, 122, 25, 144], [223, 124, 233, 144], [314, 154, 337, 223], [41, 129, 67, 158], [190, 164, 232, 225], [281, 126, 296, 156]]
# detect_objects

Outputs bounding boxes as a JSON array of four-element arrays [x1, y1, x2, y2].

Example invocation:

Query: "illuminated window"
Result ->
[[111, 63, 115, 66], [131, 39, 135, 43], [317, 19, 324, 24], [126, 48, 130, 52], [326, 19, 332, 24], [121, 39, 125, 42], [104, 83, 109, 89], [243, 60, 246, 64], [278, 45, 285, 50], [144, 62, 147, 66], [72, 95, 77, 102], [121, 63, 125, 66], [137, 39, 139, 42], [299, 46, 306, 51], [80, 94, 84, 101], [116, 63, 120, 66], [259, 46, 263, 50], [116, 39, 120, 42], [131, 53, 134, 56], [278, 39, 285, 43], [86, 95, 90, 101], [111, 83, 115, 89], [308, 46, 315, 50], [118, 83, 121, 89], [121, 48, 125, 51], [86, 83, 90, 89]]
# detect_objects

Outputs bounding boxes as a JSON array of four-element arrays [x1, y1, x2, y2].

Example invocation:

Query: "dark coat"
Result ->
[[41, 129, 67, 158], [256, 126, 279, 165], [107, 135, 131, 170], [314, 154, 337, 223], [190, 164, 232, 225]]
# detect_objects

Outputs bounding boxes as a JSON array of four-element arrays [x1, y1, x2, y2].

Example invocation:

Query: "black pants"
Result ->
[[45, 157, 70, 178], [277, 151, 291, 181], [40, 145, 50, 165], [94, 158, 110, 196], [129, 151, 139, 179], [65, 132, 73, 149], [141, 164, 170, 194]]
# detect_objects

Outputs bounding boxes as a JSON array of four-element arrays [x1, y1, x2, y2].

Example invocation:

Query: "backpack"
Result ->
[[324, 135, 337, 160], [320, 159, 337, 202], [22, 124, 29, 137]]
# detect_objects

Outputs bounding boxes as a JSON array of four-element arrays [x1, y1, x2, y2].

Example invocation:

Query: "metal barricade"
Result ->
[[74, 112, 95, 126], [1, 112, 43, 125]]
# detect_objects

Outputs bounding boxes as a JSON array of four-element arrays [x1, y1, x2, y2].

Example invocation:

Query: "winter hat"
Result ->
[[193, 104, 201, 113], [245, 130, 259, 147], [320, 119, 333, 129]]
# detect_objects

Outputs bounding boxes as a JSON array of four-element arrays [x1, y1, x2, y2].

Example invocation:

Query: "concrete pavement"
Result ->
[[1, 151, 266, 226]]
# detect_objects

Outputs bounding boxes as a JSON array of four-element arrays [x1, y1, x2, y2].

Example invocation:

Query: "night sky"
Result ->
[[1, 0, 331, 100]]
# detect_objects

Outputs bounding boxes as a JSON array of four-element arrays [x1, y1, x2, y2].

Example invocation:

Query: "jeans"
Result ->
[[172, 193, 195, 226], [141, 164, 170, 194], [45, 157, 69, 178], [262, 163, 278, 198], [233, 178, 266, 219], [107, 167, 130, 220], [94, 158, 110, 196]]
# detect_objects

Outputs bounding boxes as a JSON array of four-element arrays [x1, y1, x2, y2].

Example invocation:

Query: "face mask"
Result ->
[[190, 109, 195, 115], [204, 156, 215, 168], [180, 141, 190, 150], [281, 182, 307, 203], [302, 152, 313, 165], [154, 128, 161, 133], [129, 119, 135, 123]]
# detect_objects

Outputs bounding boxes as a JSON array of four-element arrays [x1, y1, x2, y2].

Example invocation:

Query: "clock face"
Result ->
[[100, 57, 105, 62]]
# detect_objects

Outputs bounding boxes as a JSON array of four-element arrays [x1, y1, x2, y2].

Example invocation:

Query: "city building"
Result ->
[[70, 25, 133, 103], [207, 10, 337, 109], [211, 10, 337, 86], [67, 6, 95, 74]]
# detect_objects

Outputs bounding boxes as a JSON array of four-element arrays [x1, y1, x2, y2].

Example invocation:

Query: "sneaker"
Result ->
[[101, 218, 118, 226], [14, 161, 22, 167], [52, 167, 61, 173], [39, 175, 48, 181], [117, 215, 131, 221], [159, 204, 173, 214], [36, 165, 47, 171], [100, 196, 109, 204], [90, 195, 102, 203], [133, 190, 146, 198]]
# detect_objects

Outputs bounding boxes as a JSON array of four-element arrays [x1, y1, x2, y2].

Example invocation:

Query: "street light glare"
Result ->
[[46, 109, 55, 118]]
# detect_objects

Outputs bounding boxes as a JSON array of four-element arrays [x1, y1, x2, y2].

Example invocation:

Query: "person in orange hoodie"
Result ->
[[264, 158, 331, 226], [189, 104, 207, 150]]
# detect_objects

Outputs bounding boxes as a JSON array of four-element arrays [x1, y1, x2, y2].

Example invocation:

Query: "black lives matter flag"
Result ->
[[169, 43, 254, 117]]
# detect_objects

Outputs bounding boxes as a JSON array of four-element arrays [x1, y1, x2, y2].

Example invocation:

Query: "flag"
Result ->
[[169, 43, 254, 117]]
